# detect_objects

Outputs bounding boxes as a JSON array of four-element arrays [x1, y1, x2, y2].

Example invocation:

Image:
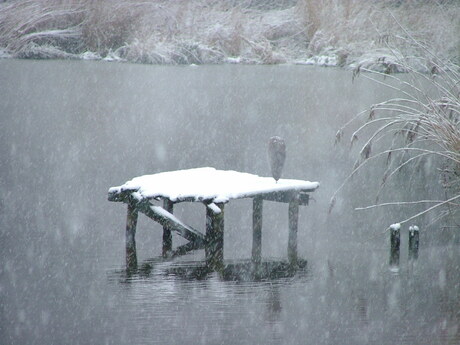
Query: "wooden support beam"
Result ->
[[206, 203, 224, 269], [252, 197, 263, 264], [237, 190, 309, 205], [260, 190, 309, 205], [288, 198, 299, 265], [162, 199, 174, 257], [126, 202, 138, 269], [136, 200, 205, 245], [109, 188, 311, 206]]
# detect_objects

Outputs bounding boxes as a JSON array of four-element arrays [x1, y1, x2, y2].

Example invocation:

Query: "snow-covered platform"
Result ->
[[108, 167, 319, 269], [109, 167, 319, 205]]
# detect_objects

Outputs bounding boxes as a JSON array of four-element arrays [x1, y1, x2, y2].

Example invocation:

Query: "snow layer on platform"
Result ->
[[109, 167, 319, 203], [409, 225, 419, 232], [390, 223, 401, 231]]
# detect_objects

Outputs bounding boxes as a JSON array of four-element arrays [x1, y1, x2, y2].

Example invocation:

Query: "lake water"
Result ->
[[1, 59, 459, 345]]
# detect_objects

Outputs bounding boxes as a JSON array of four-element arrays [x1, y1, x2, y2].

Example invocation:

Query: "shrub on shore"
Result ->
[[0, 0, 305, 64], [0, 0, 458, 67], [299, 0, 460, 70]]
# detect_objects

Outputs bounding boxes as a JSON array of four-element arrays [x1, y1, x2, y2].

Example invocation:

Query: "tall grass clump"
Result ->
[[332, 36, 460, 228]]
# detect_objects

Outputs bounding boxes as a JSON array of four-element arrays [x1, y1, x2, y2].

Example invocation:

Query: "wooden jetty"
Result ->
[[108, 167, 319, 269]]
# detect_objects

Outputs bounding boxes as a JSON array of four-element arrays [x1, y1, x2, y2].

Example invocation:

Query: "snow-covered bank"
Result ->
[[0, 0, 458, 71]]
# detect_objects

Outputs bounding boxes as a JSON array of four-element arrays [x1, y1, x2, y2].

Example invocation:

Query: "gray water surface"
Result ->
[[1, 60, 459, 345]]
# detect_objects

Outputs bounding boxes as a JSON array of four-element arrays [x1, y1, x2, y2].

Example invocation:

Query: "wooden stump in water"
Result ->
[[205, 203, 224, 269], [409, 225, 419, 260], [126, 202, 138, 269], [288, 199, 299, 265], [389, 224, 400, 269], [162, 199, 174, 257], [252, 197, 263, 264]]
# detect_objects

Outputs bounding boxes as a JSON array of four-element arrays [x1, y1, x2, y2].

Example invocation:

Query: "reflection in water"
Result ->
[[104, 246, 460, 345], [114, 258, 309, 283], [108, 258, 308, 345]]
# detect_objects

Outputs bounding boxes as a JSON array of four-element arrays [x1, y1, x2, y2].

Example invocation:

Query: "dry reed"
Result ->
[[332, 30, 460, 228]]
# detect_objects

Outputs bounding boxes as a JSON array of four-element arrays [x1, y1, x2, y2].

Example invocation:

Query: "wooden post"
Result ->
[[409, 225, 419, 260], [162, 199, 173, 257], [252, 197, 263, 264], [126, 202, 138, 269], [389, 224, 400, 269], [288, 198, 299, 265], [205, 203, 224, 269]]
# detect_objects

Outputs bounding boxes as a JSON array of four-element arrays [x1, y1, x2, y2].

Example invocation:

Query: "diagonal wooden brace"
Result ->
[[133, 199, 206, 247], [205, 203, 224, 269], [127, 196, 205, 247]]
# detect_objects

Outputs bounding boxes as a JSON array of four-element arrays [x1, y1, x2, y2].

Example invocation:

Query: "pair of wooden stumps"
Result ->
[[389, 224, 420, 268]]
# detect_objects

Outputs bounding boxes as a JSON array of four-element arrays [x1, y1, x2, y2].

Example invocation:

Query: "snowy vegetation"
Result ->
[[300, 0, 459, 71], [0, 0, 458, 69]]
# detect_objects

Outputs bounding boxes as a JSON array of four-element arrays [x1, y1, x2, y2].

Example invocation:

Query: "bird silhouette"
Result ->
[[268, 136, 286, 182]]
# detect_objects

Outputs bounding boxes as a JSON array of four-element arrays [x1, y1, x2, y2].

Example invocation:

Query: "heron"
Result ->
[[268, 136, 286, 182]]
